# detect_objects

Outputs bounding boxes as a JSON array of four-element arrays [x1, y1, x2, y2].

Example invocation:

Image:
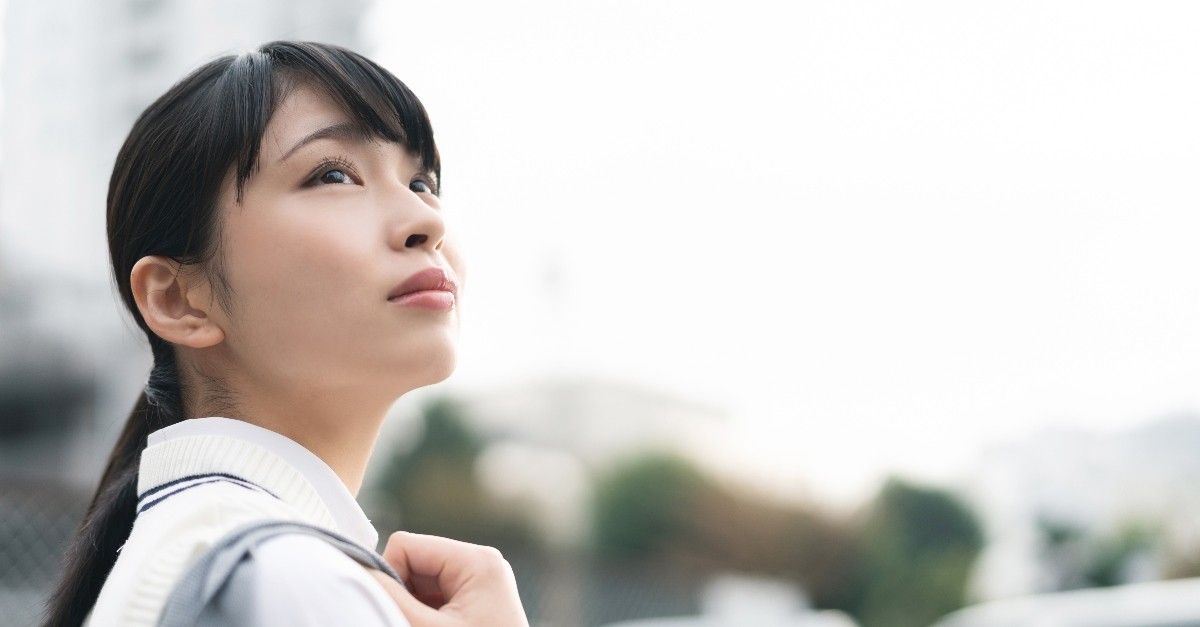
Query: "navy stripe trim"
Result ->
[[137, 478, 277, 514], [137, 472, 278, 503]]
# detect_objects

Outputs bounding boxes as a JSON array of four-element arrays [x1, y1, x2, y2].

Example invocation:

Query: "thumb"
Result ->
[[380, 531, 528, 626]]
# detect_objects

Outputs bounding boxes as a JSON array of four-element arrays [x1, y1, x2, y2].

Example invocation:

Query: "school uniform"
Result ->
[[86, 417, 411, 626]]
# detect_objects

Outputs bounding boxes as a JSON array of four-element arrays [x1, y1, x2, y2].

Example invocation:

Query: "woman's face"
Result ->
[[209, 83, 463, 401]]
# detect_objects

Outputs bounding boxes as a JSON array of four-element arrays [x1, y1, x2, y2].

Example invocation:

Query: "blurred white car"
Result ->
[[930, 577, 1200, 627]]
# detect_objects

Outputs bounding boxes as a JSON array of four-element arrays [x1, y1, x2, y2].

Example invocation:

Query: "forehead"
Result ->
[[261, 85, 354, 161]]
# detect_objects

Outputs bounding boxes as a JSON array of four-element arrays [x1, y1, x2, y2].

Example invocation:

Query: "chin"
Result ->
[[420, 352, 458, 387], [390, 343, 458, 394]]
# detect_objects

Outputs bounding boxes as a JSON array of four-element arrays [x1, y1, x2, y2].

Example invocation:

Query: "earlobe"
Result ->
[[130, 256, 225, 349]]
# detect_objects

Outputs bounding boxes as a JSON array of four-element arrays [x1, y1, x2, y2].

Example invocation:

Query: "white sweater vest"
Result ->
[[86, 418, 387, 626]]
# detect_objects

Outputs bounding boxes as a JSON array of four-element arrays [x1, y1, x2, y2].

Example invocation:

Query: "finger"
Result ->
[[405, 572, 447, 607], [381, 532, 516, 603], [381, 531, 528, 627]]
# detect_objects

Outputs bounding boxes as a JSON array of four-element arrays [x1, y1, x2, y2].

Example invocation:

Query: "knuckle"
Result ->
[[473, 545, 514, 577], [380, 531, 408, 557], [478, 545, 505, 561]]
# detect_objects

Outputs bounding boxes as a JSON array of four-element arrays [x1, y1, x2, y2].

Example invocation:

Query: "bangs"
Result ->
[[218, 41, 440, 200]]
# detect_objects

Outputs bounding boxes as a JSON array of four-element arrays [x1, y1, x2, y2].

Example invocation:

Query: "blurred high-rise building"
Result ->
[[0, 0, 367, 281]]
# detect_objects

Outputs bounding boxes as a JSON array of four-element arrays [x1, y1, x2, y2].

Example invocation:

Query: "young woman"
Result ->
[[44, 41, 527, 627]]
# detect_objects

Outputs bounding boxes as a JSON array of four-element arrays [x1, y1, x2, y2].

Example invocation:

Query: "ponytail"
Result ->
[[42, 339, 184, 627]]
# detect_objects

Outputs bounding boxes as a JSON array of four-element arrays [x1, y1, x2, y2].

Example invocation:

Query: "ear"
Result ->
[[130, 256, 225, 349]]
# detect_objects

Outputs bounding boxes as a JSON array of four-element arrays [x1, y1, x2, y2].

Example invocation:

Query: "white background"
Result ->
[[363, 1, 1200, 501]]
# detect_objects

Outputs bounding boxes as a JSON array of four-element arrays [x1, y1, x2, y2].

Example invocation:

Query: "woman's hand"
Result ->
[[368, 531, 530, 627]]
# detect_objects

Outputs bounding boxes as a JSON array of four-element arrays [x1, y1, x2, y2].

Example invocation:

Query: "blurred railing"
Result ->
[[0, 475, 88, 627]]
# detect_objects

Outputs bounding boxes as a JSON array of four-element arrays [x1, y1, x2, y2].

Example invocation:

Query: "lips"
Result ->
[[388, 267, 458, 303]]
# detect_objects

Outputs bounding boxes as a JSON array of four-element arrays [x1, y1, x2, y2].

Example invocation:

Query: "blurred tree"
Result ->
[[688, 484, 859, 608], [590, 452, 711, 559], [370, 397, 537, 551], [588, 452, 859, 608], [839, 478, 983, 627]]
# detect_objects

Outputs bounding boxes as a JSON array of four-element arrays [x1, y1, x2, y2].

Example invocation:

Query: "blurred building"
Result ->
[[0, 0, 368, 284], [460, 376, 729, 465], [0, 2, 369, 624], [965, 414, 1200, 601]]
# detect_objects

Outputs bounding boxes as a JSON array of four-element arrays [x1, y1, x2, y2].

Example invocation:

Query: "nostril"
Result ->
[[405, 234, 428, 248]]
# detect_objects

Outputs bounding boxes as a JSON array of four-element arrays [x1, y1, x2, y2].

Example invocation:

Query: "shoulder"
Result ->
[[244, 534, 412, 626], [92, 482, 306, 625]]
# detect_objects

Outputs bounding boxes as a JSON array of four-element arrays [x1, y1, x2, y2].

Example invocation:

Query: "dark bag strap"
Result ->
[[156, 519, 403, 627]]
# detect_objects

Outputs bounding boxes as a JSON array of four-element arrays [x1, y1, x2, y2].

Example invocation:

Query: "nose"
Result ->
[[388, 192, 446, 254]]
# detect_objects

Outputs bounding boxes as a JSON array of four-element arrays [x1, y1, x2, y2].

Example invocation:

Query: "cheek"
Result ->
[[224, 209, 377, 341]]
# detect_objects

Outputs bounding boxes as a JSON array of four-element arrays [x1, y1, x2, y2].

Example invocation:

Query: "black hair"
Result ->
[[42, 40, 439, 627]]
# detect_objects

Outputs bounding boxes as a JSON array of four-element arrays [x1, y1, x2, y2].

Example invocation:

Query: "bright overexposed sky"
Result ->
[[364, 1, 1200, 501]]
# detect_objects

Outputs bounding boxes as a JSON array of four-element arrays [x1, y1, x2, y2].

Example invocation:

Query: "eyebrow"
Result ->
[[277, 122, 374, 164]]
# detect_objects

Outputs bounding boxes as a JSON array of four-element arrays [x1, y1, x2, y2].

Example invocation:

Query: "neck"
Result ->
[[201, 383, 400, 497], [246, 402, 387, 497], [184, 346, 433, 496]]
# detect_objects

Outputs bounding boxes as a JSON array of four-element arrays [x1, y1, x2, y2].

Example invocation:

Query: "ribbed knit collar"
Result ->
[[138, 416, 380, 551]]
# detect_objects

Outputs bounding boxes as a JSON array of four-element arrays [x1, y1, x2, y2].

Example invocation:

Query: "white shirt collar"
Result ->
[[146, 416, 380, 550]]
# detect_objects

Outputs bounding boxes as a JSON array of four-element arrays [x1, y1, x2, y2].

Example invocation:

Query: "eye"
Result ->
[[410, 178, 436, 195], [304, 156, 359, 187], [318, 169, 354, 185]]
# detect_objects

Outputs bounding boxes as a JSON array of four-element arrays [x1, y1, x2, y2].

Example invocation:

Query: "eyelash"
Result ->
[[411, 175, 440, 196], [304, 155, 440, 196], [304, 155, 359, 187]]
